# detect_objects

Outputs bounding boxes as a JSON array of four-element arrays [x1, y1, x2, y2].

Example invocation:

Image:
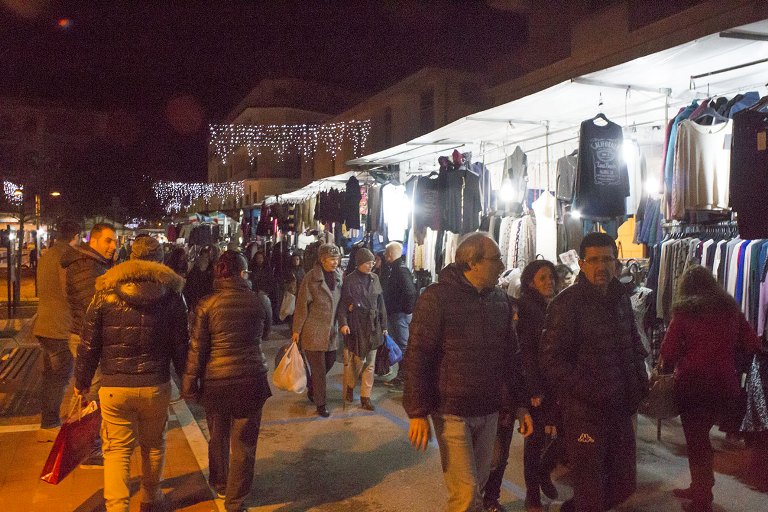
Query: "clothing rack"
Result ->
[[661, 220, 738, 236]]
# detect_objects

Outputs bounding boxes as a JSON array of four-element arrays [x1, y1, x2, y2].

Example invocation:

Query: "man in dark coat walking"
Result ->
[[380, 241, 417, 389], [403, 233, 532, 511], [60, 223, 117, 404], [539, 232, 649, 512]]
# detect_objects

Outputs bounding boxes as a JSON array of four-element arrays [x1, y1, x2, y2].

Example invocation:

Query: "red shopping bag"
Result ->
[[40, 400, 102, 484]]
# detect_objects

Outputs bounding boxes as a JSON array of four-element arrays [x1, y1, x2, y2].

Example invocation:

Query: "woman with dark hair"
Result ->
[[661, 264, 761, 512], [183, 245, 217, 312], [284, 253, 305, 295], [484, 259, 559, 512], [554, 263, 575, 293], [164, 245, 188, 277], [182, 250, 272, 512]]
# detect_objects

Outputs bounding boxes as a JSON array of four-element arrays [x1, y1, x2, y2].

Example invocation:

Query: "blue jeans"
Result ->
[[387, 313, 412, 352], [483, 417, 515, 502], [432, 412, 499, 512]]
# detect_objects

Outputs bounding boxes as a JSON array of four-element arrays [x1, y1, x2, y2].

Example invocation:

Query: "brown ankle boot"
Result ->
[[360, 397, 375, 411], [345, 387, 354, 402]]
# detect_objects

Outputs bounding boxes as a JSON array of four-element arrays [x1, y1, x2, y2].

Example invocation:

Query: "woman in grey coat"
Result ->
[[291, 243, 343, 417], [338, 248, 387, 411]]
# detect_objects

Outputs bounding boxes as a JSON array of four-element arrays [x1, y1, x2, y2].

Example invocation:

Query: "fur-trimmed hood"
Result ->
[[96, 259, 185, 307], [671, 292, 739, 316]]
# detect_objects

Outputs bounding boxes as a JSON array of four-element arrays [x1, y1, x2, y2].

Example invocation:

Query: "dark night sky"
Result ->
[[0, 0, 527, 215]]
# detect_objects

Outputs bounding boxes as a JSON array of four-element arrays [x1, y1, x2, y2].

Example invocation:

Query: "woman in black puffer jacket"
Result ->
[[182, 251, 271, 511]]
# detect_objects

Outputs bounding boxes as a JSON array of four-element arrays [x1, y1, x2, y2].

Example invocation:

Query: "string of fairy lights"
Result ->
[[209, 120, 372, 164], [152, 180, 245, 214], [3, 181, 22, 205]]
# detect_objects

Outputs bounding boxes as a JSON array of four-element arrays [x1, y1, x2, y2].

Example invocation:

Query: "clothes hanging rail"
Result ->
[[474, 101, 682, 164], [465, 116, 548, 127], [690, 57, 768, 81], [571, 77, 673, 97]]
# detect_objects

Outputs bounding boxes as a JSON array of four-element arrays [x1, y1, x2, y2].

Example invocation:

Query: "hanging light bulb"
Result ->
[[499, 179, 515, 202]]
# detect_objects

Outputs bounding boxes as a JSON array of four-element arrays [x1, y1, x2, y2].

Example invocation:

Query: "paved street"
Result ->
[[0, 309, 766, 511]]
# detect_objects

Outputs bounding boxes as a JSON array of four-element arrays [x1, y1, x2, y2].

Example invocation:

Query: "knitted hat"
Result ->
[[355, 248, 375, 267], [318, 243, 340, 260], [130, 236, 163, 262]]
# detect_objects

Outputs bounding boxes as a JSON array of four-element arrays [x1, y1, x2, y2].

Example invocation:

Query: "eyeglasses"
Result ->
[[581, 256, 617, 266]]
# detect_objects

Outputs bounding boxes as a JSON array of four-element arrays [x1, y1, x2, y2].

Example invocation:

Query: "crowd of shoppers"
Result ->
[[32, 220, 766, 512]]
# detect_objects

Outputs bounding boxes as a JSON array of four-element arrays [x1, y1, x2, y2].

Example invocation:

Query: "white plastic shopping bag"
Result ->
[[272, 342, 307, 393], [279, 291, 296, 321]]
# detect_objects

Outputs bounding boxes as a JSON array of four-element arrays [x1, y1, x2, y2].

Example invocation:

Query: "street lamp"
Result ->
[[12, 188, 24, 312]]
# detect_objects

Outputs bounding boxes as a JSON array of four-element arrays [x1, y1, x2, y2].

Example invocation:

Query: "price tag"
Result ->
[[758, 131, 767, 152]]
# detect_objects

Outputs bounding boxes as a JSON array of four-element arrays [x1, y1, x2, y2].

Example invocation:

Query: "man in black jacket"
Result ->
[[75, 235, 188, 512], [539, 232, 648, 512], [380, 241, 417, 389], [61, 222, 117, 421], [403, 233, 532, 511]]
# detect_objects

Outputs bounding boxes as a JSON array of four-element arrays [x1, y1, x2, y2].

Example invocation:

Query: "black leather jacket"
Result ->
[[403, 264, 525, 418], [61, 244, 111, 335], [539, 275, 648, 421], [182, 277, 270, 398], [75, 260, 188, 389]]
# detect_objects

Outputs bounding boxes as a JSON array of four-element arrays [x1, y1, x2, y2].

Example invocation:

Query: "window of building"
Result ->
[[420, 89, 434, 134]]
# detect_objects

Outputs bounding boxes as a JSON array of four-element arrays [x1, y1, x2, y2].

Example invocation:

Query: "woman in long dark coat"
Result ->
[[484, 259, 559, 512], [337, 248, 387, 411]]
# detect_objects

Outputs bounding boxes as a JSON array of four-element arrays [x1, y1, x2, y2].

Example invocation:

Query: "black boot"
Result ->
[[316, 405, 330, 417], [539, 473, 558, 500]]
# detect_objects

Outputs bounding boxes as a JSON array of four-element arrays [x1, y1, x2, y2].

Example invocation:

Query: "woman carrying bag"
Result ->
[[660, 264, 761, 512], [292, 243, 344, 418], [182, 251, 272, 512], [337, 248, 388, 411], [484, 260, 559, 512]]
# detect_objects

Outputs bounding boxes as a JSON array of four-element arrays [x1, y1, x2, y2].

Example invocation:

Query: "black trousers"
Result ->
[[564, 412, 636, 511], [484, 407, 559, 503], [304, 350, 337, 407], [523, 407, 558, 497], [207, 407, 264, 511], [680, 407, 718, 504]]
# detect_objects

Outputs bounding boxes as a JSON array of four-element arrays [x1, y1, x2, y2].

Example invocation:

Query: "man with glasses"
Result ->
[[403, 232, 532, 511], [539, 232, 648, 512]]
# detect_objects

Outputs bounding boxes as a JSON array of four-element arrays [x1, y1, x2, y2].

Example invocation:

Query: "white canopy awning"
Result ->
[[263, 170, 364, 204], [348, 19, 768, 169]]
